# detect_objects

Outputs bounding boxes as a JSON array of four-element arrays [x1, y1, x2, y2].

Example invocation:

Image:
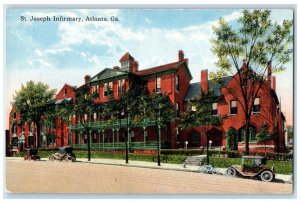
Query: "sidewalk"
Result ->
[[6, 157, 293, 184]]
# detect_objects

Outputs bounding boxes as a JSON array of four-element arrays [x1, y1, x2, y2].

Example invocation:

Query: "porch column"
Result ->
[[112, 129, 115, 148], [102, 130, 105, 148], [77, 131, 81, 144], [116, 128, 119, 147], [97, 130, 101, 148]]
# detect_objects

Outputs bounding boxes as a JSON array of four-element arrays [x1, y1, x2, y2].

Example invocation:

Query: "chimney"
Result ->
[[84, 75, 91, 84], [267, 61, 271, 87], [131, 60, 139, 73], [201, 69, 208, 95], [272, 76, 276, 91], [178, 50, 184, 61], [113, 66, 120, 70]]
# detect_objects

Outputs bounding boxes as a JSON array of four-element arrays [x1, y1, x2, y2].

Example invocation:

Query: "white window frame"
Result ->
[[175, 75, 179, 92], [253, 97, 261, 113], [156, 77, 161, 92], [230, 100, 237, 115], [212, 102, 218, 116]]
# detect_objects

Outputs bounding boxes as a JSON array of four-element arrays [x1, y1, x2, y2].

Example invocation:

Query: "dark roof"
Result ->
[[184, 76, 232, 101], [184, 82, 200, 101], [119, 52, 134, 62], [137, 59, 192, 79]]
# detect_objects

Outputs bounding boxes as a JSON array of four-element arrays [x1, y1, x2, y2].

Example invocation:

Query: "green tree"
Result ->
[[179, 90, 224, 164], [210, 9, 293, 154], [12, 81, 56, 148], [286, 125, 293, 145], [226, 127, 238, 151], [256, 123, 274, 156], [73, 85, 95, 161]]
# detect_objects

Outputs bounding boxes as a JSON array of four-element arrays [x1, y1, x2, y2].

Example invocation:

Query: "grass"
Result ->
[[209, 157, 293, 175], [10, 149, 292, 174]]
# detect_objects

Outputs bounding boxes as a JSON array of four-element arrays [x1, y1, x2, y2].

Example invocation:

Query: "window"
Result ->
[[64, 88, 67, 95], [93, 113, 97, 121], [156, 77, 161, 92], [118, 79, 125, 94], [253, 98, 260, 113], [104, 83, 108, 96], [175, 75, 179, 91], [121, 61, 130, 70], [191, 105, 196, 112], [176, 102, 180, 117], [108, 82, 113, 95], [230, 100, 237, 115], [212, 103, 218, 116], [238, 126, 257, 142], [92, 85, 99, 98]]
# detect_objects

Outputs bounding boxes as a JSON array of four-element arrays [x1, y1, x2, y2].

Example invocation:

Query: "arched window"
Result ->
[[238, 125, 257, 143]]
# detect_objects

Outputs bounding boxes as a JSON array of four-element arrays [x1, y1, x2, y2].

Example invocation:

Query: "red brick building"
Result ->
[[8, 50, 286, 152]]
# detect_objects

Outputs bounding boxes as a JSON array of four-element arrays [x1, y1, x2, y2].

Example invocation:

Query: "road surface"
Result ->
[[5, 159, 292, 194]]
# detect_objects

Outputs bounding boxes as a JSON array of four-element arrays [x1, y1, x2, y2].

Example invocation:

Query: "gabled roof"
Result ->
[[137, 59, 192, 79], [119, 52, 134, 62], [88, 68, 129, 84], [184, 76, 232, 101]]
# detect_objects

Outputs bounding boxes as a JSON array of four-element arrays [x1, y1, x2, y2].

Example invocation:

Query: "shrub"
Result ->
[[226, 127, 238, 150]]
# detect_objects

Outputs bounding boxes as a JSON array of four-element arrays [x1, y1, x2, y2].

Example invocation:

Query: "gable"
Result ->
[[89, 68, 129, 84]]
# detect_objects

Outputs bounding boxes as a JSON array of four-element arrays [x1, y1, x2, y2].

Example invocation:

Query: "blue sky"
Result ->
[[5, 8, 294, 126]]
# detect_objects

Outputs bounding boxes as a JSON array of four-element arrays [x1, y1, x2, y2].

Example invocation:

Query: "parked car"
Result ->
[[226, 156, 275, 182], [48, 146, 76, 162], [24, 148, 40, 161]]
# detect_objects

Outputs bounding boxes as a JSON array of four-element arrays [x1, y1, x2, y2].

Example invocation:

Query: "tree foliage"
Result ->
[[226, 127, 238, 151], [210, 9, 293, 154], [179, 90, 224, 130], [12, 81, 56, 148]]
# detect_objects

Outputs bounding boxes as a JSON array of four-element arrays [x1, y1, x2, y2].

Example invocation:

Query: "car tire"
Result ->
[[226, 167, 237, 177], [71, 156, 76, 162], [49, 155, 55, 162], [260, 170, 274, 182]]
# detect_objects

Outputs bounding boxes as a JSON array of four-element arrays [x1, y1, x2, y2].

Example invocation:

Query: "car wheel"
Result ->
[[71, 156, 76, 162], [226, 167, 237, 177], [49, 155, 55, 162], [63, 156, 69, 162], [260, 170, 274, 182]]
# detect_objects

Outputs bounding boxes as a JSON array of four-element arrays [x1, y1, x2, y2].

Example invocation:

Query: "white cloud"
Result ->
[[44, 47, 72, 54], [35, 49, 43, 57], [6, 9, 294, 127]]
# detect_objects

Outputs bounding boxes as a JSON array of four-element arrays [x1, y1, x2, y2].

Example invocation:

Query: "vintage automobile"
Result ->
[[24, 148, 41, 161], [48, 146, 76, 162], [226, 156, 275, 182]]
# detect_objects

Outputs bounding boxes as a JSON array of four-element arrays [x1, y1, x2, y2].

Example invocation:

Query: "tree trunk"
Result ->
[[205, 126, 209, 165], [245, 119, 250, 155], [36, 122, 41, 149], [87, 129, 91, 161]]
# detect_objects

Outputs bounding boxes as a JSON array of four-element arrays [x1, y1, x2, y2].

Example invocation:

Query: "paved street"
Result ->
[[6, 159, 292, 194]]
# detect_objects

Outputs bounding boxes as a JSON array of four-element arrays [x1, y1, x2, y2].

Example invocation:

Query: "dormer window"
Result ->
[[121, 61, 130, 70]]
